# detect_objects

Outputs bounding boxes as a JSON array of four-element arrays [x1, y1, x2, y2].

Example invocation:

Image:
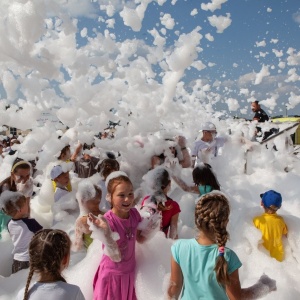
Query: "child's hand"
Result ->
[[175, 135, 186, 148], [88, 214, 121, 262], [88, 213, 111, 237], [259, 274, 277, 292]]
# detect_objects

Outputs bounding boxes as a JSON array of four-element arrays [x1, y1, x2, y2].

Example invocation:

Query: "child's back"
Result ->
[[8, 217, 42, 262], [172, 239, 240, 300], [253, 212, 287, 261], [253, 190, 288, 262], [17, 281, 83, 300]]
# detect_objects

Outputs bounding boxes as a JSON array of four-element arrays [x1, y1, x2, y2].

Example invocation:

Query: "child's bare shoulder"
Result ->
[[76, 215, 88, 225]]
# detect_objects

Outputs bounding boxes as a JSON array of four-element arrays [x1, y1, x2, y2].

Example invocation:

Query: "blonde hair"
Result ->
[[195, 193, 230, 286]]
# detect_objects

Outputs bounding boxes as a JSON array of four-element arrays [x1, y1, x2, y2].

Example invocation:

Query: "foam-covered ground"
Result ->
[[1, 129, 300, 299]]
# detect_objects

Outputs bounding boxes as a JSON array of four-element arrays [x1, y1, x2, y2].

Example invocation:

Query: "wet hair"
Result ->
[[107, 175, 133, 206], [11, 158, 32, 174], [151, 168, 171, 211], [83, 143, 95, 151], [251, 100, 260, 107], [1, 193, 26, 217], [57, 145, 70, 160], [192, 164, 220, 190], [99, 159, 120, 179], [195, 193, 230, 286], [152, 168, 170, 191], [23, 229, 71, 300]]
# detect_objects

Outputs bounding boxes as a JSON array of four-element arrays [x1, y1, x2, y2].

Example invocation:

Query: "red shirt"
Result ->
[[142, 195, 181, 236]]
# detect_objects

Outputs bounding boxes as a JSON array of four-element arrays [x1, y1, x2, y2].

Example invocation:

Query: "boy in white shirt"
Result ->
[[0, 191, 42, 273]]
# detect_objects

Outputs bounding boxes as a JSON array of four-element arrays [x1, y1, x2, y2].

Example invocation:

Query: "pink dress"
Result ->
[[93, 208, 142, 300]]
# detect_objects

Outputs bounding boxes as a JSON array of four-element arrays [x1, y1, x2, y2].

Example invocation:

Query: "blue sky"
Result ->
[[1, 0, 300, 125], [72, 0, 300, 118]]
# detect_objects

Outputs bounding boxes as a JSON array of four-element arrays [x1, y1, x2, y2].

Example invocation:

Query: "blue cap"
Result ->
[[260, 190, 282, 209]]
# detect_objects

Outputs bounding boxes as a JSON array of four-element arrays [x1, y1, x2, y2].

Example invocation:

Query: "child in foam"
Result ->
[[50, 164, 72, 202], [0, 191, 42, 274], [17, 229, 85, 300], [253, 190, 288, 262], [141, 167, 181, 239], [171, 163, 220, 197], [97, 158, 120, 212], [73, 181, 103, 251], [168, 192, 277, 300], [0, 158, 34, 239], [88, 171, 161, 300]]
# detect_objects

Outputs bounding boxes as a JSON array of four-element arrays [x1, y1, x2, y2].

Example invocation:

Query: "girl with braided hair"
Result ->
[[17, 229, 85, 300], [168, 192, 277, 300]]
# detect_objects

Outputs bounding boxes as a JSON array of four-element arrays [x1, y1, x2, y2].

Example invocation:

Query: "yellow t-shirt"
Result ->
[[52, 180, 72, 192], [253, 213, 288, 262]]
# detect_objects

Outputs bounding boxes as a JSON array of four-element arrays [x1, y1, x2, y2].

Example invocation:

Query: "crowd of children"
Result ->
[[0, 125, 288, 300]]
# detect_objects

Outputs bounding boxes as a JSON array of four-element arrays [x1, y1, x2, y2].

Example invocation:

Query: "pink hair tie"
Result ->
[[218, 246, 225, 256]]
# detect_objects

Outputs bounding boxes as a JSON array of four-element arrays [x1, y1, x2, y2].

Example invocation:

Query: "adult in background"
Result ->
[[251, 100, 269, 123], [191, 122, 226, 167], [251, 101, 277, 141], [73, 143, 101, 178]]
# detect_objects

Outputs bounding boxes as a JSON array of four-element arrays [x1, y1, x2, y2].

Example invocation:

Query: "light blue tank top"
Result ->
[[198, 185, 212, 195]]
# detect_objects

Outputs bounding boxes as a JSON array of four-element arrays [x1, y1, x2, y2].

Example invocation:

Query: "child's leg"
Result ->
[[12, 259, 29, 274]]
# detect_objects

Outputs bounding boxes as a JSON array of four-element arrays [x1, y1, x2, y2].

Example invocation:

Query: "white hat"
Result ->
[[201, 121, 216, 131], [50, 165, 64, 180]]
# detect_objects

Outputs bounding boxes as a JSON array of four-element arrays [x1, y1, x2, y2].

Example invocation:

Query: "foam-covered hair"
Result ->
[[0, 190, 25, 214], [105, 171, 128, 188], [76, 180, 102, 215], [76, 180, 101, 203]]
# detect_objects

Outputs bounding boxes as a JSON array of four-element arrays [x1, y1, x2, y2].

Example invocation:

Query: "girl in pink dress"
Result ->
[[89, 171, 160, 300]]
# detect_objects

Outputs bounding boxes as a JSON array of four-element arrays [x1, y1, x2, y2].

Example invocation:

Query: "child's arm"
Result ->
[[151, 155, 162, 169], [88, 213, 121, 262], [70, 143, 82, 162], [175, 136, 191, 168], [171, 174, 198, 194], [167, 256, 183, 299], [169, 213, 179, 239], [136, 206, 161, 242], [136, 230, 147, 243], [226, 271, 276, 300], [283, 222, 288, 238], [73, 217, 89, 251]]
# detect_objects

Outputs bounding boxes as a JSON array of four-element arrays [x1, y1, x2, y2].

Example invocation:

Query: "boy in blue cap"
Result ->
[[253, 190, 288, 262]]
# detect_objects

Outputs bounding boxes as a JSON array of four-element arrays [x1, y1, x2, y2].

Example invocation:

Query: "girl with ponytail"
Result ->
[[17, 229, 85, 300], [168, 192, 277, 300]]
